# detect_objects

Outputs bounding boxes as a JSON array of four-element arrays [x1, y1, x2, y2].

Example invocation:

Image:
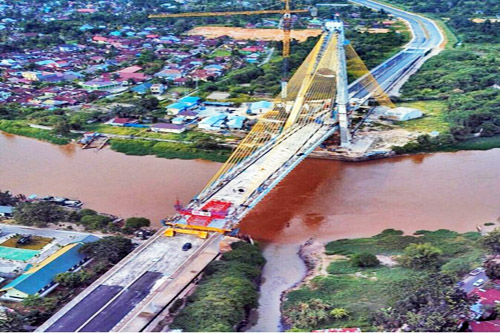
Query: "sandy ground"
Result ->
[[293, 240, 401, 287], [187, 26, 322, 42]]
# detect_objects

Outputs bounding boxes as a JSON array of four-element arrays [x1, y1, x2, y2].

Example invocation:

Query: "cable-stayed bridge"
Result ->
[[39, 4, 444, 332]]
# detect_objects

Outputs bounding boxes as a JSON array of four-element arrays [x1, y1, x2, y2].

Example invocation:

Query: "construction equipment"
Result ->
[[149, 0, 316, 99]]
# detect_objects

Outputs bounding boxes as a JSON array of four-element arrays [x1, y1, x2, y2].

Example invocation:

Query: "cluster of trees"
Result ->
[[171, 242, 265, 331], [13, 202, 151, 234], [14, 202, 67, 227], [374, 274, 474, 332], [385, 0, 500, 17], [395, 49, 500, 148], [79, 236, 134, 265], [0, 190, 19, 206]]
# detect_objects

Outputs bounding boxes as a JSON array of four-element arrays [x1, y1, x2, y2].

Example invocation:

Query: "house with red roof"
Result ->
[[468, 320, 500, 332], [106, 117, 139, 127]]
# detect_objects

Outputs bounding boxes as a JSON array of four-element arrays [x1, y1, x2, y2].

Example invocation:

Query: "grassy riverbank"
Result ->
[[0, 120, 72, 145], [282, 229, 485, 331], [109, 138, 231, 163], [170, 242, 265, 331]]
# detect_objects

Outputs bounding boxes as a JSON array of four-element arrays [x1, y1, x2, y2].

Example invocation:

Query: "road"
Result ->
[[348, 0, 444, 100], [38, 2, 445, 332], [462, 270, 489, 294]]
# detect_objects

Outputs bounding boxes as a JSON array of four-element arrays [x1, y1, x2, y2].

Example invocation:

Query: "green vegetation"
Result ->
[[283, 229, 484, 331], [79, 236, 134, 265], [109, 138, 231, 162], [0, 120, 71, 145], [124, 217, 151, 230], [54, 270, 92, 288], [350, 252, 380, 268], [14, 202, 67, 228], [383, 0, 500, 153], [171, 242, 265, 332], [396, 100, 450, 133]]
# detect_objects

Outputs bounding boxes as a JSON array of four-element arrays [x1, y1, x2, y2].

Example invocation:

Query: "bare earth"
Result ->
[[187, 26, 322, 42]]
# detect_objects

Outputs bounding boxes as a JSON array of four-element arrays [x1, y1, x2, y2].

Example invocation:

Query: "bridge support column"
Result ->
[[327, 16, 351, 147]]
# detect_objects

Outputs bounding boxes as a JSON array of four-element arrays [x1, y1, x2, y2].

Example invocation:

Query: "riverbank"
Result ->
[[109, 138, 231, 163], [169, 241, 265, 332], [280, 228, 488, 331]]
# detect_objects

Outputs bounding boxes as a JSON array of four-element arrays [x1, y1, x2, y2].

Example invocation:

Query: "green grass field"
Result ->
[[283, 229, 484, 331], [395, 100, 450, 133]]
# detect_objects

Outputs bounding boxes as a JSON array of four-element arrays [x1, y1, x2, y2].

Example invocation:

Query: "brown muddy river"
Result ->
[[0, 132, 221, 224], [2, 132, 500, 331]]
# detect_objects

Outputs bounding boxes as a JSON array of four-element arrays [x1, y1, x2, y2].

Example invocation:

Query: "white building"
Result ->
[[150, 83, 166, 95], [385, 107, 423, 121]]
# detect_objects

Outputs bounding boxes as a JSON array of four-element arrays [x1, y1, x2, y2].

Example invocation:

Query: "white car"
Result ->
[[469, 268, 484, 276], [473, 279, 485, 287]]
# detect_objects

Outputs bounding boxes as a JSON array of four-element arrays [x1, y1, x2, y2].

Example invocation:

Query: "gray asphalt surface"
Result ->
[[462, 271, 489, 294], [46, 286, 123, 332], [80, 271, 163, 332], [348, 0, 443, 99]]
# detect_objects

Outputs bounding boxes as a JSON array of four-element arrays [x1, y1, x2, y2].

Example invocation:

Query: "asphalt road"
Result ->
[[80, 271, 163, 332], [348, 0, 444, 100], [462, 271, 489, 294], [46, 286, 123, 332]]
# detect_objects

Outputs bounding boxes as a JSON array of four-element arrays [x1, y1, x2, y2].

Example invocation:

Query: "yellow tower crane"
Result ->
[[149, 0, 316, 99]]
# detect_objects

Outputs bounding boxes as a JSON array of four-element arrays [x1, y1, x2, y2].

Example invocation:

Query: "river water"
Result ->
[[2, 132, 500, 331], [0, 132, 221, 224]]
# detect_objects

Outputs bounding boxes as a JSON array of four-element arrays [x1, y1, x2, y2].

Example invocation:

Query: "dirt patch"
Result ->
[[376, 255, 399, 267], [0, 235, 53, 250], [295, 239, 343, 285], [187, 26, 322, 42]]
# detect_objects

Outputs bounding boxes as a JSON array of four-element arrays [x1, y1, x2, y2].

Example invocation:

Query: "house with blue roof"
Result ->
[[131, 82, 153, 94], [0, 235, 98, 300], [0, 206, 14, 218], [166, 96, 201, 115], [79, 24, 94, 31], [248, 100, 273, 114]]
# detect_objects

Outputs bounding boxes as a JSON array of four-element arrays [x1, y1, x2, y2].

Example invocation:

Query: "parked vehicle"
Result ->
[[473, 279, 485, 287], [17, 235, 32, 245], [470, 268, 484, 276], [182, 242, 192, 251]]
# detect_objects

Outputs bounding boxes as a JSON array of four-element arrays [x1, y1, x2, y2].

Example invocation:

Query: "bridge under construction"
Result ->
[[38, 1, 444, 331]]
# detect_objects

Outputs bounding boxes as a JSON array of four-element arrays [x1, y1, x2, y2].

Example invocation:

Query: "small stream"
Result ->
[[247, 243, 307, 332]]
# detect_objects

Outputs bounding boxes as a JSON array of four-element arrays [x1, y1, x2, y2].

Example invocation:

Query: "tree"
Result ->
[[52, 120, 71, 136], [54, 271, 90, 288], [14, 202, 67, 227], [79, 215, 112, 231], [481, 228, 500, 254], [374, 274, 475, 332], [0, 190, 19, 206], [351, 252, 380, 268], [22, 294, 42, 308], [399, 243, 442, 269], [330, 308, 349, 320], [124, 217, 150, 230], [285, 299, 332, 330], [484, 258, 500, 279], [0, 310, 26, 332], [79, 236, 133, 264]]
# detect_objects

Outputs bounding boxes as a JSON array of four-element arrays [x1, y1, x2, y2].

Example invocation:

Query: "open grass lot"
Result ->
[[283, 229, 484, 331], [210, 48, 232, 58], [396, 100, 450, 133], [0, 235, 54, 250]]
